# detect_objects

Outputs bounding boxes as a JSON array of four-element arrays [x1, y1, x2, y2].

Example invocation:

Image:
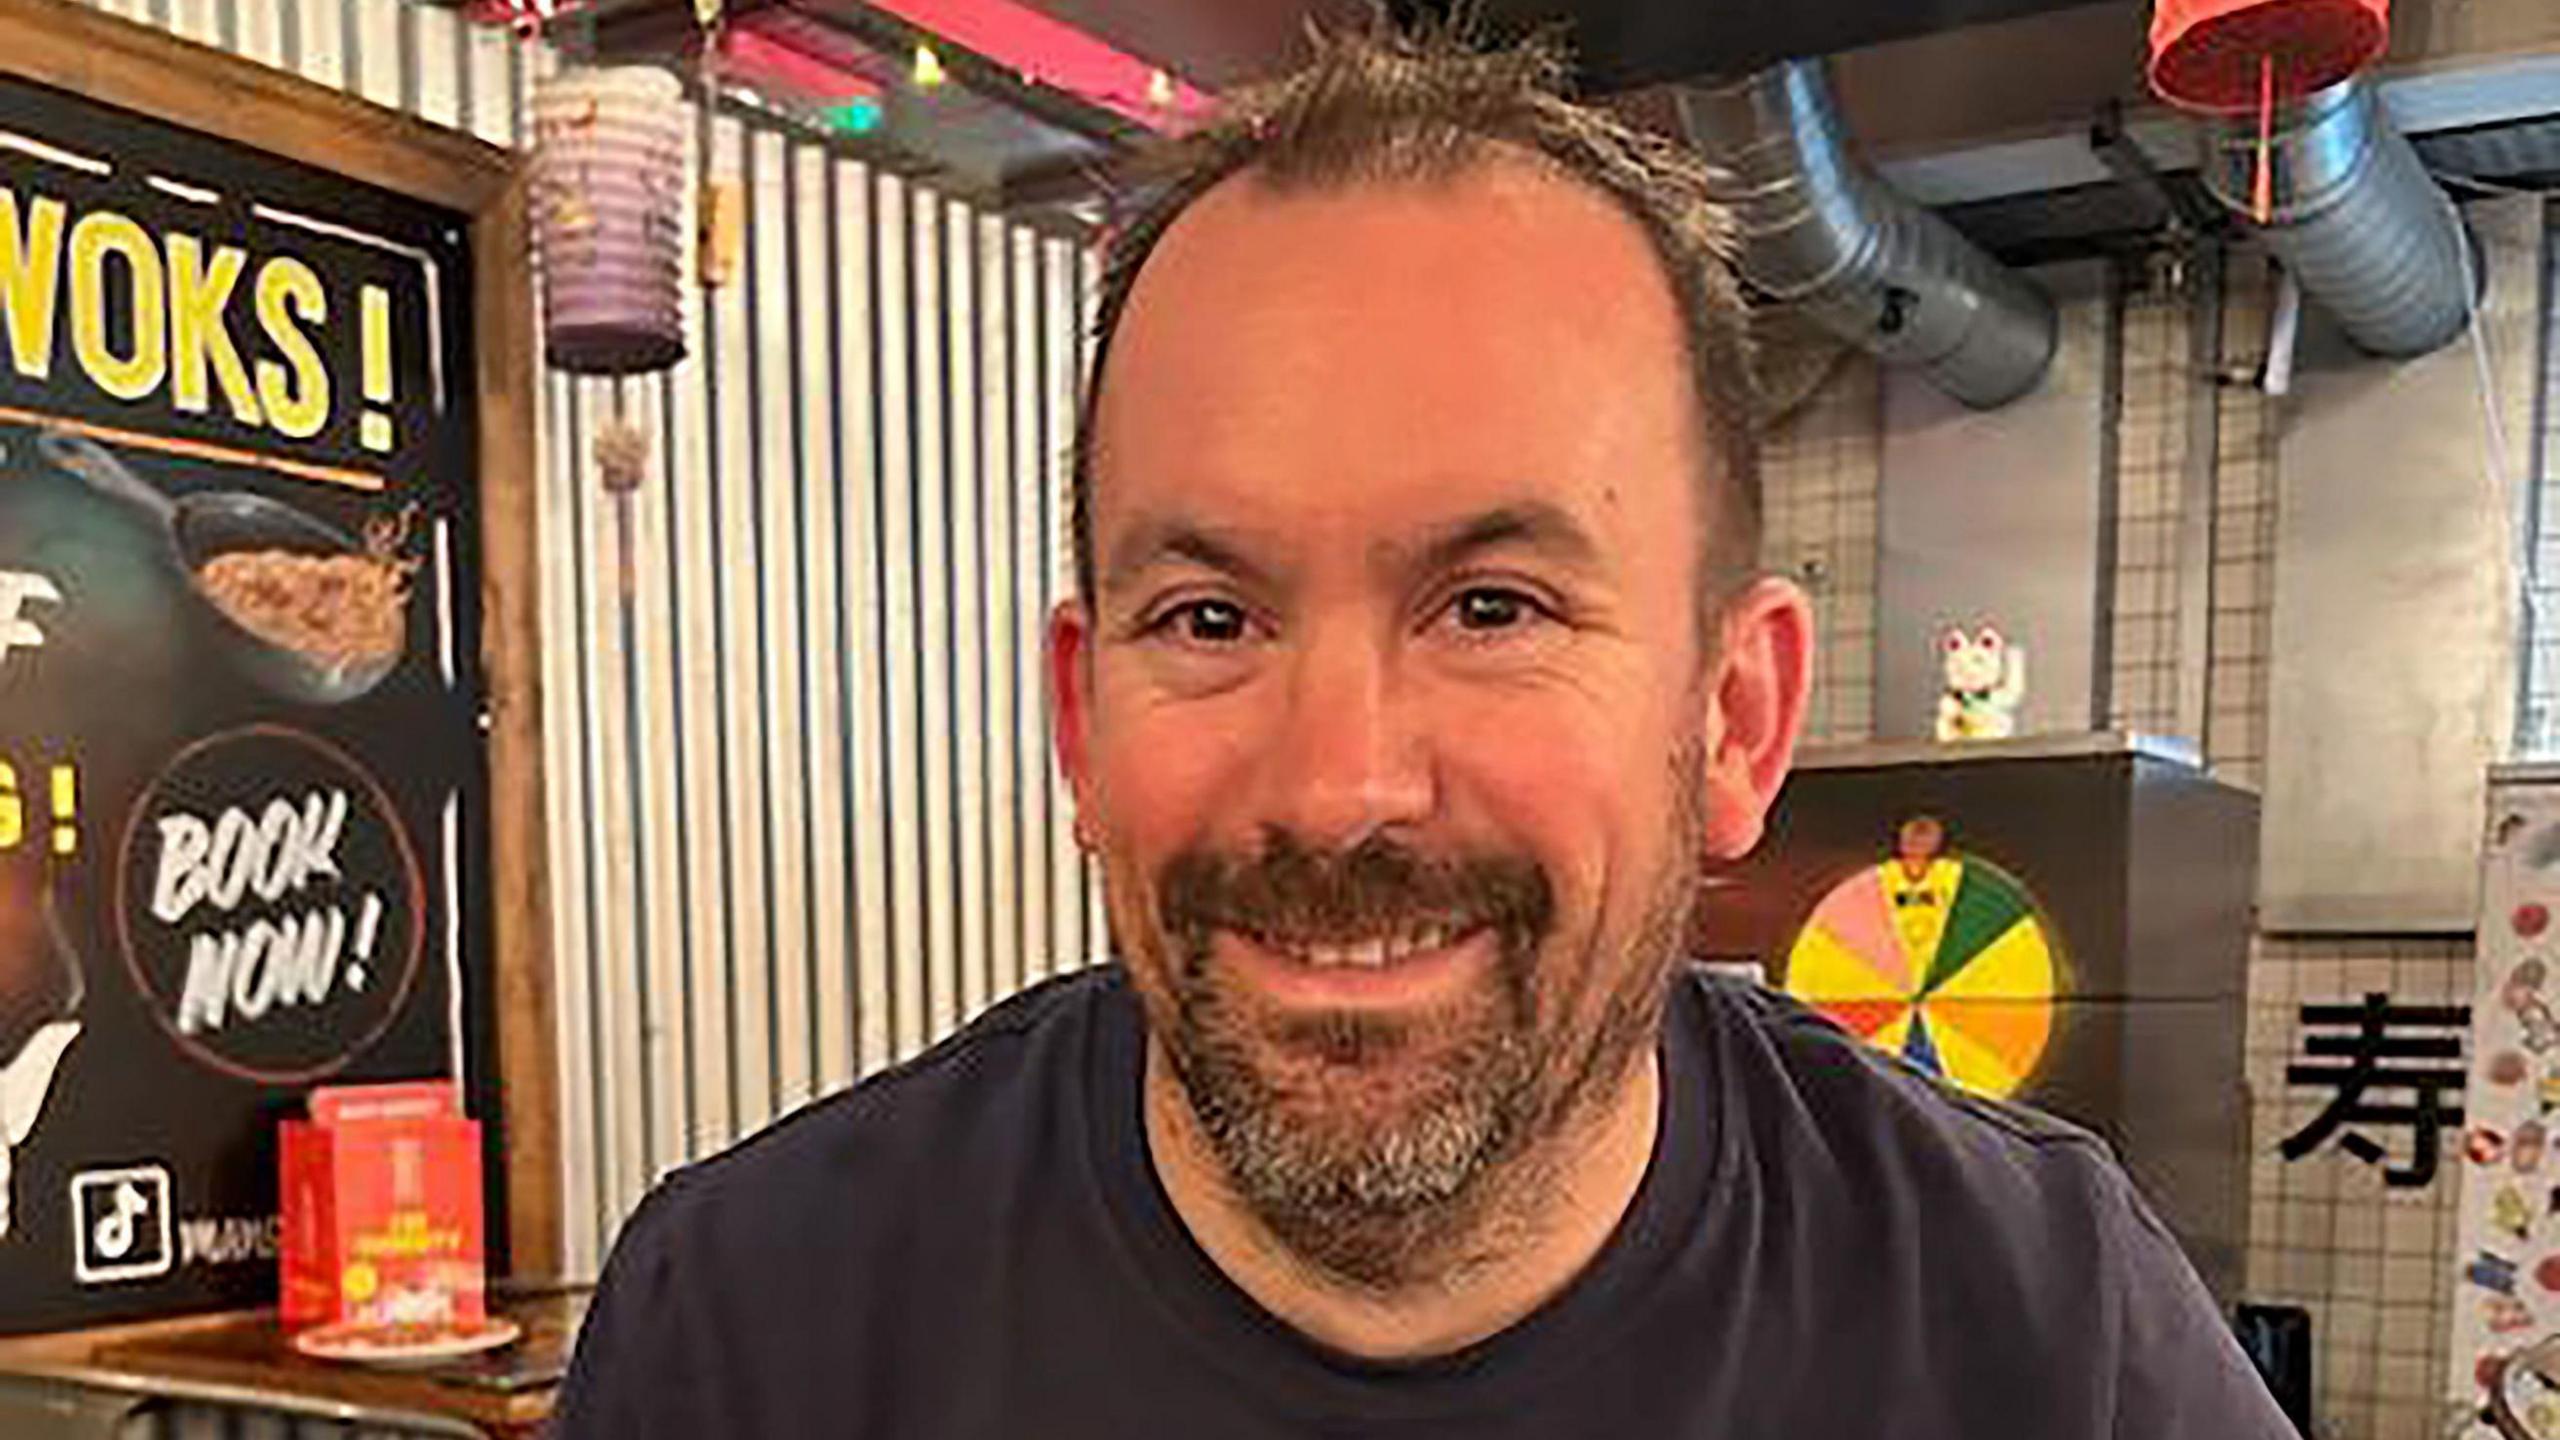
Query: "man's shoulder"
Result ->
[[555, 968, 1127, 1430], [1681, 970, 2172, 1361], [1684, 970, 2131, 1223], [638, 967, 1119, 1248], [1676, 973, 2284, 1433]]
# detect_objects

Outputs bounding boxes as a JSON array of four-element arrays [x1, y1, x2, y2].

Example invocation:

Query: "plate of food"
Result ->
[[291, 1315, 523, 1367]]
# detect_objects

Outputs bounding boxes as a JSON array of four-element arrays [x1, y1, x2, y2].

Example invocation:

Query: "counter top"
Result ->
[[0, 1286, 586, 1438]]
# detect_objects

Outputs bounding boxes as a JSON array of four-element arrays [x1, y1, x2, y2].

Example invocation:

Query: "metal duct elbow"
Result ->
[[1676, 60, 2057, 408], [2200, 77, 2471, 358]]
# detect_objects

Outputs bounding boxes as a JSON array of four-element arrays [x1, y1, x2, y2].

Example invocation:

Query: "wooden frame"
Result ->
[[0, 0, 559, 1278]]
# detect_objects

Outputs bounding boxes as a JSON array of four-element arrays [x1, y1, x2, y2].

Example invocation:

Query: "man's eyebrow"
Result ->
[[1102, 519, 1276, 595], [1394, 501, 1606, 577], [1101, 501, 1605, 595]]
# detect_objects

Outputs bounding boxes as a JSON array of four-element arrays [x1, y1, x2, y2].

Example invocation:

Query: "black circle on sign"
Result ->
[[115, 724, 426, 1085]]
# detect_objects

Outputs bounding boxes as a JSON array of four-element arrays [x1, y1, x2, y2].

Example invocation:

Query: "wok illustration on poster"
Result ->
[[0, 71, 492, 1332]]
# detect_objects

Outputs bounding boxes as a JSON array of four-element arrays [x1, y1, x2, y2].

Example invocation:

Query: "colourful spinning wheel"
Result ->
[[1784, 847, 2062, 1098]]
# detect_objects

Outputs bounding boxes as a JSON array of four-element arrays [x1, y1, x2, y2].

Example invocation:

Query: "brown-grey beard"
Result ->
[[1138, 740, 1706, 1293]]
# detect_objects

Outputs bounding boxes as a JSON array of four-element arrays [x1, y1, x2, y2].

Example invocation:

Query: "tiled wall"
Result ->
[[2204, 260, 2284, 796], [2247, 933, 2473, 1440], [2104, 257, 2195, 739], [1758, 242, 2535, 1440], [1758, 354, 1882, 746], [2212, 250, 2488, 1440]]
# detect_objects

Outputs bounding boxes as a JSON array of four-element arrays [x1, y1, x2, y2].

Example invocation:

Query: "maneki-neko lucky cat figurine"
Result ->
[[1935, 624, 2026, 742]]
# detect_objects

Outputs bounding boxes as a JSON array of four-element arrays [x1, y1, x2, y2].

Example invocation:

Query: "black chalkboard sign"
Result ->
[[0, 67, 494, 1332]]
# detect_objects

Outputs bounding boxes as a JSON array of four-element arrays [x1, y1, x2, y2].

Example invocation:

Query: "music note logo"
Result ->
[[92, 1181, 145, 1258], [70, 1164, 171, 1284]]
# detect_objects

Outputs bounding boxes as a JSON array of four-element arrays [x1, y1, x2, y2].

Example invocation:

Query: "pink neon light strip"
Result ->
[[860, 0, 1213, 129], [722, 25, 885, 104]]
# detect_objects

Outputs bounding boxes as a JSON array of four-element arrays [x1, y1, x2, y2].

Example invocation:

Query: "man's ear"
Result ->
[[1698, 576, 1814, 861], [1049, 598, 1100, 845]]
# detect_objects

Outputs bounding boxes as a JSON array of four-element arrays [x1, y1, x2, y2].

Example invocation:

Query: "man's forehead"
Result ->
[[1088, 149, 1701, 577], [1130, 148, 1673, 326]]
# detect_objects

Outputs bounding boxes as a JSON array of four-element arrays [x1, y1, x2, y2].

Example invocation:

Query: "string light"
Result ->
[[1146, 68, 1174, 108], [913, 45, 946, 89], [825, 95, 887, 135]]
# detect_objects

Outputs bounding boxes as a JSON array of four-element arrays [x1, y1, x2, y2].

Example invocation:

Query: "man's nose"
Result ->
[[1252, 625, 1435, 852]]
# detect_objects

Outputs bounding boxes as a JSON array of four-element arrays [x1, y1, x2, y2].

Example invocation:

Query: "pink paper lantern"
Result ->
[[532, 66, 690, 376]]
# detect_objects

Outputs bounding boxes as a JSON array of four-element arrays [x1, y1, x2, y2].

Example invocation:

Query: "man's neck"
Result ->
[[1142, 1036, 1663, 1362]]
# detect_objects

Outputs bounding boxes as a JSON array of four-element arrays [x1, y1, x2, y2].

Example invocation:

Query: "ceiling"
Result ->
[[582, 0, 1149, 208], [955, 0, 1368, 90], [990, 0, 2145, 93], [1432, 0, 2147, 92], [569, 0, 2560, 246]]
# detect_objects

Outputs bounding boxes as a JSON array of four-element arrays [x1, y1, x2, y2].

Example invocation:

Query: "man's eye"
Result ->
[[1450, 587, 1539, 633], [1159, 599, 1249, 644]]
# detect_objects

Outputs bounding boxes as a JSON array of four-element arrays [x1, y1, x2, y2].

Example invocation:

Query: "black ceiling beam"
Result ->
[[2089, 98, 2229, 236]]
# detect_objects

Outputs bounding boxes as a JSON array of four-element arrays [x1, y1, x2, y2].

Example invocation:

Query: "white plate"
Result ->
[[290, 1316, 523, 1367]]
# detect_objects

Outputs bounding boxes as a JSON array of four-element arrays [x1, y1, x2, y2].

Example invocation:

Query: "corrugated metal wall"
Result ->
[[536, 73, 1106, 1283], [55, 4, 1104, 1432]]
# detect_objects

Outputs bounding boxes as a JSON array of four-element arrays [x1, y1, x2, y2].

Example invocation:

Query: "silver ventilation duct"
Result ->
[[1676, 60, 2057, 409], [2200, 77, 2472, 358]]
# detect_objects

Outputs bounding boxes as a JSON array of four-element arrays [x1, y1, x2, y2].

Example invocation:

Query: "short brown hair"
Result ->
[[1069, 15, 1760, 611]]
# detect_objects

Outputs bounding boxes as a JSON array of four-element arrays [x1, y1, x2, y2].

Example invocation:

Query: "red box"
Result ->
[[279, 1081, 486, 1330]]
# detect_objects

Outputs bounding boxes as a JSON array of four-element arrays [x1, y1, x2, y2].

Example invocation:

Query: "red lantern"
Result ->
[[2148, 0, 2388, 112], [2148, 0, 2389, 222]]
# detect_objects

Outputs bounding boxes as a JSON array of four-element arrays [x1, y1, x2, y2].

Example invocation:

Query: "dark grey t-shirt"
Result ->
[[555, 966, 2292, 1437]]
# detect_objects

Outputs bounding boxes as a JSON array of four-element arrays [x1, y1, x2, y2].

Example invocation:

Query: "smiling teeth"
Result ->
[[1267, 928, 1457, 967]]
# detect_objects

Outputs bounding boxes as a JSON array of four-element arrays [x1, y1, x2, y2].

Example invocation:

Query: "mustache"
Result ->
[[1156, 830, 1554, 956]]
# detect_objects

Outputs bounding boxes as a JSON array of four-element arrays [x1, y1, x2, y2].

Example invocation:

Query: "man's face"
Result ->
[[1053, 155, 1804, 1283]]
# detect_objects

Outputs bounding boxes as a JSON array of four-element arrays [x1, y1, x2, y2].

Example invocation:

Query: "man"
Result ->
[[556, 20, 2292, 1436]]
